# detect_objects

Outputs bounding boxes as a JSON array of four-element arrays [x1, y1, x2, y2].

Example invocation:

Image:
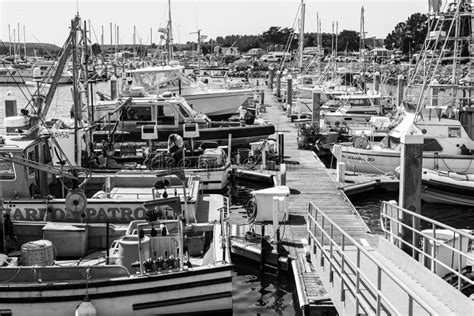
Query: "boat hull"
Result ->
[[0, 265, 232, 316], [421, 169, 474, 206], [183, 89, 252, 120], [333, 144, 474, 174], [93, 124, 275, 148]]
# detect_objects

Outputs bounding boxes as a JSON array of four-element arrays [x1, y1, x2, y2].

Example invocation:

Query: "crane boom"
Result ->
[[41, 15, 81, 120], [0, 153, 78, 180]]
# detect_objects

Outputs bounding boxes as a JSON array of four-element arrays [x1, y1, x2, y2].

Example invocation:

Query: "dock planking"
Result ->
[[258, 85, 372, 312]]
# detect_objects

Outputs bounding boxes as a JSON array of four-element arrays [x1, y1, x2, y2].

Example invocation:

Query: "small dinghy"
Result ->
[[421, 168, 474, 206]]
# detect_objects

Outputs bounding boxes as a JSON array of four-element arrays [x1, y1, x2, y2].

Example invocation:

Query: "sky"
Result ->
[[1, 0, 428, 46]]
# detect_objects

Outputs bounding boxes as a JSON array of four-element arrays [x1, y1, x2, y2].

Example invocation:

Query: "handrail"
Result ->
[[307, 202, 438, 315], [380, 201, 474, 291]]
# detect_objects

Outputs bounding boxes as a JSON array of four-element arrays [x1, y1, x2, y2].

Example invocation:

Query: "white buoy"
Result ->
[[75, 297, 97, 316]]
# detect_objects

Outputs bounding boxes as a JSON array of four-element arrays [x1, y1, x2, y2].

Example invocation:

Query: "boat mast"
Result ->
[[298, 0, 305, 71], [23, 25, 26, 56], [167, 0, 174, 63], [360, 6, 366, 93]]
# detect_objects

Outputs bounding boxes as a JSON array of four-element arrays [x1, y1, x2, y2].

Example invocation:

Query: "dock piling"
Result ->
[[268, 68, 274, 90], [276, 71, 281, 100], [287, 75, 293, 117], [312, 89, 321, 133], [399, 134, 423, 258], [110, 75, 118, 100], [278, 132, 285, 163], [373, 71, 381, 93]]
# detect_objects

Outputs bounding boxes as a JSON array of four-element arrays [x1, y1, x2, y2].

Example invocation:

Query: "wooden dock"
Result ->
[[257, 86, 372, 313], [250, 83, 472, 315]]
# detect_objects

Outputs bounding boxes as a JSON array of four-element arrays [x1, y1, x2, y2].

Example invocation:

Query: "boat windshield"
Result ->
[[129, 70, 196, 94], [0, 160, 15, 180]]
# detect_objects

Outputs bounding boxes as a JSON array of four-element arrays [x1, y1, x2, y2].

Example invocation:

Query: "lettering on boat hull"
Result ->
[[3, 201, 148, 223]]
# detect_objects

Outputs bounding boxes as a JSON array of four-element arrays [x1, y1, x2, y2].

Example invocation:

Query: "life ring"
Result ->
[[353, 135, 369, 149]]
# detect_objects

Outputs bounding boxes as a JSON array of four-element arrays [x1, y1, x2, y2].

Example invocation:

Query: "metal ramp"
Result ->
[[307, 202, 474, 315]]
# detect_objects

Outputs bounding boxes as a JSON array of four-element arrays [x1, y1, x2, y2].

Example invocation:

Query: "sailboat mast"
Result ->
[[298, 0, 305, 71], [197, 29, 201, 72], [23, 25, 26, 56], [360, 6, 366, 92], [168, 0, 173, 62]]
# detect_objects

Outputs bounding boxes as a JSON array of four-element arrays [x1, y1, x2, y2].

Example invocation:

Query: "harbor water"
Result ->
[[1, 82, 472, 314]]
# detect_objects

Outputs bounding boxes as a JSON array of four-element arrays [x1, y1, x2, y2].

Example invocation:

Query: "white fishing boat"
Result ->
[[0, 211, 232, 315], [115, 65, 253, 120], [333, 111, 474, 174]]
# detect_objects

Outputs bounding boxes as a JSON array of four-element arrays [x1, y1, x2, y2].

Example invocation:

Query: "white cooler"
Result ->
[[253, 186, 290, 222]]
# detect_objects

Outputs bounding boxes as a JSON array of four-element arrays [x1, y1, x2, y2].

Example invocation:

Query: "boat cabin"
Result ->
[[94, 95, 211, 136], [380, 112, 474, 154], [0, 135, 55, 199], [121, 65, 201, 97]]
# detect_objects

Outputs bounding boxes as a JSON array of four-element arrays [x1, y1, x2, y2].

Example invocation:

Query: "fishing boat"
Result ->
[[333, 110, 474, 174], [114, 64, 253, 120], [0, 202, 232, 315], [421, 168, 474, 206], [92, 93, 275, 148]]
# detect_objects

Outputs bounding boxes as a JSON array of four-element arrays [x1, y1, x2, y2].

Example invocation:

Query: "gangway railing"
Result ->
[[380, 201, 474, 291], [307, 202, 438, 315]]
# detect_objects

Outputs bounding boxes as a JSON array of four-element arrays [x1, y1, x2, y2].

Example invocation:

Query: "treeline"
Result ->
[[0, 42, 61, 57]]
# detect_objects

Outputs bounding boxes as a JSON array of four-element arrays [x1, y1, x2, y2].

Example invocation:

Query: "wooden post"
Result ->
[[278, 132, 284, 163], [110, 75, 118, 100], [312, 89, 321, 134], [431, 79, 439, 108], [399, 134, 423, 258], [279, 163, 286, 186], [336, 162, 346, 183], [276, 71, 281, 99], [268, 68, 274, 90], [373, 71, 381, 93], [287, 75, 293, 117], [397, 74, 404, 107]]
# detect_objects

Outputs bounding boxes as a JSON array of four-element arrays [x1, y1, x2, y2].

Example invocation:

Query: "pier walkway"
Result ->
[[258, 84, 473, 315]]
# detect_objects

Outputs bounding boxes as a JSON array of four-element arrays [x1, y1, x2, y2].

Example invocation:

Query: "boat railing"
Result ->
[[380, 201, 474, 291], [307, 202, 438, 315]]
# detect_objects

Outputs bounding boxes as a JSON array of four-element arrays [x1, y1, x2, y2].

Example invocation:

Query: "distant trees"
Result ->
[[384, 13, 428, 54]]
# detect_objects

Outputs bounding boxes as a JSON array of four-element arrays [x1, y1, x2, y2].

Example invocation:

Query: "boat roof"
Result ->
[[0, 135, 38, 153], [130, 65, 184, 73]]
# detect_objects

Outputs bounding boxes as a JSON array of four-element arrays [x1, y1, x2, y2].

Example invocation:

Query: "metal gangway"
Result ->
[[306, 201, 473, 315]]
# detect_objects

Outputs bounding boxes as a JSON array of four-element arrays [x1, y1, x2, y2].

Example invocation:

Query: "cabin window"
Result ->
[[387, 136, 400, 149], [423, 138, 443, 152], [176, 104, 189, 118], [0, 160, 15, 180], [26, 147, 39, 176], [121, 106, 152, 121], [156, 104, 176, 125], [448, 127, 461, 138]]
